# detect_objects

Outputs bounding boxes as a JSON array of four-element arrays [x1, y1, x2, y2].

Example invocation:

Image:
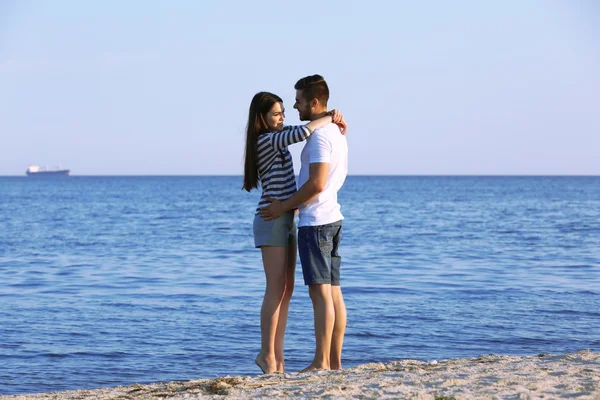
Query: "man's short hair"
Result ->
[[294, 74, 329, 107]]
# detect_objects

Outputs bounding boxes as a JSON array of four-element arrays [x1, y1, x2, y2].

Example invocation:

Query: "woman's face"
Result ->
[[265, 102, 285, 131]]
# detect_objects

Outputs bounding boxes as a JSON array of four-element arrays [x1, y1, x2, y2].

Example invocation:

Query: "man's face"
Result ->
[[293, 89, 312, 121]]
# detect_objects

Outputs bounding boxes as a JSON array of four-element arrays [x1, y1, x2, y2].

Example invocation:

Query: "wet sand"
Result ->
[[3, 350, 598, 399]]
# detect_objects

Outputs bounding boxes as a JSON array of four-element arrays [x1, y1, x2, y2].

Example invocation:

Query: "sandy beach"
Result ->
[[2, 350, 598, 399]]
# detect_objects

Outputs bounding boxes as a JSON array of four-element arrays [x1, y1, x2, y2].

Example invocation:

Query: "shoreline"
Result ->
[[2, 350, 598, 399]]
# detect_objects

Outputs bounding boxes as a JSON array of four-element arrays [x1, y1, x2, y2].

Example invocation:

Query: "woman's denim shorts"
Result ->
[[253, 210, 297, 248]]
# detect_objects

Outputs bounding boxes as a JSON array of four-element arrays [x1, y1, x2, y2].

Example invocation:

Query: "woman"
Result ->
[[243, 91, 346, 374]]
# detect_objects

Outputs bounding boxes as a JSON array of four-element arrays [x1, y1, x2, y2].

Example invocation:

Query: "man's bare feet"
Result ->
[[300, 362, 329, 373], [255, 352, 277, 374], [330, 361, 342, 370], [276, 361, 285, 374]]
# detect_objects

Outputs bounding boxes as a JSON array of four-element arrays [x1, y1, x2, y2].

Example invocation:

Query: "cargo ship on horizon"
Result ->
[[26, 165, 70, 177]]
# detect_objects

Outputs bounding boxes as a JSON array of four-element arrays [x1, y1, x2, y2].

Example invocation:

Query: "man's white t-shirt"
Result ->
[[297, 123, 348, 227]]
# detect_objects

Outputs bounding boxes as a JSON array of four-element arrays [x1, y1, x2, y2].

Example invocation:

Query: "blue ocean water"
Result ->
[[0, 176, 599, 395]]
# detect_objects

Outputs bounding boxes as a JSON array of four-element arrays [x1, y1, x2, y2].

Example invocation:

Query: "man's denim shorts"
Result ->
[[253, 210, 296, 248], [298, 220, 342, 286]]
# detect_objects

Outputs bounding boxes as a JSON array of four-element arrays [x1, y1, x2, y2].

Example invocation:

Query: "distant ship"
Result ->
[[26, 165, 70, 177]]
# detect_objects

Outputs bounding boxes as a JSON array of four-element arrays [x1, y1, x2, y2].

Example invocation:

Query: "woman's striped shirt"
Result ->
[[255, 125, 313, 214]]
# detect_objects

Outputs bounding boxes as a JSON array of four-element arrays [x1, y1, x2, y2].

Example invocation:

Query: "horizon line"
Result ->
[[1, 174, 599, 178]]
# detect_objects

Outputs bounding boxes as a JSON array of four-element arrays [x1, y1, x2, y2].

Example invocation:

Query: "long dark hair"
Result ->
[[242, 92, 283, 192]]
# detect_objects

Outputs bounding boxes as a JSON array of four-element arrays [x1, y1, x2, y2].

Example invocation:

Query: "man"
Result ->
[[260, 74, 348, 372]]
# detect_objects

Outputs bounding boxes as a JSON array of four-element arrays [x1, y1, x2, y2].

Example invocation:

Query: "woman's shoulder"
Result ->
[[257, 132, 273, 142]]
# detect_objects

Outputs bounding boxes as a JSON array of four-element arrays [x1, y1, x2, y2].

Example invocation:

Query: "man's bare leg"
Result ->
[[301, 284, 334, 372], [330, 285, 346, 369], [256, 246, 287, 374], [273, 240, 296, 373]]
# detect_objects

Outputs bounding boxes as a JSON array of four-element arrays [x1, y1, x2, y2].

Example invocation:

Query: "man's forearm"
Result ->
[[281, 179, 323, 211]]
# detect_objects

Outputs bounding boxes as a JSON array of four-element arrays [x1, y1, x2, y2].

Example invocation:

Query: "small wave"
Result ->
[[156, 215, 181, 220], [556, 223, 600, 234], [344, 286, 419, 295], [9, 281, 46, 288], [543, 309, 600, 317], [348, 332, 392, 339], [558, 264, 598, 270], [44, 353, 70, 358], [71, 351, 130, 358]]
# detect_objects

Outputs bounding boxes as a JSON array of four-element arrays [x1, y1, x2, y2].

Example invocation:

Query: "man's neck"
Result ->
[[310, 110, 328, 121]]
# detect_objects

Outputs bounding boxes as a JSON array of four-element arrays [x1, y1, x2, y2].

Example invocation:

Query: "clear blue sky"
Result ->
[[1, 0, 598, 175]]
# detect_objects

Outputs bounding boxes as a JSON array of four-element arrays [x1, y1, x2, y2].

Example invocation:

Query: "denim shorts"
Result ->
[[253, 210, 297, 248], [298, 220, 342, 286]]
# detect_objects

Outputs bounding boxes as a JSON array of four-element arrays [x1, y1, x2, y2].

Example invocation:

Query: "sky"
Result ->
[[1, 0, 599, 176]]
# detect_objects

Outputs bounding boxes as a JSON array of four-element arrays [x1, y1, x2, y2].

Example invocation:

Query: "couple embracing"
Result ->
[[242, 74, 349, 374]]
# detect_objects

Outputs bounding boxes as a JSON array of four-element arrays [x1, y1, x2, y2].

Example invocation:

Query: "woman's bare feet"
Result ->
[[255, 352, 278, 374]]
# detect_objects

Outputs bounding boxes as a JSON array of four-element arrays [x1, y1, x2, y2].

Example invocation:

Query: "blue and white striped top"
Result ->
[[255, 125, 313, 214]]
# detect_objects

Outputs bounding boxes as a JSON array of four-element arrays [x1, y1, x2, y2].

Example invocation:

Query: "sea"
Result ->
[[0, 176, 599, 395]]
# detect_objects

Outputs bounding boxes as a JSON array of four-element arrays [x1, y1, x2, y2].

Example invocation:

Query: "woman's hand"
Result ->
[[328, 109, 348, 135]]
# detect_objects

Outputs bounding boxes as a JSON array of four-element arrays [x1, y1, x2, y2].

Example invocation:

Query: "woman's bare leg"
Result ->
[[274, 239, 296, 372], [255, 246, 287, 374]]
